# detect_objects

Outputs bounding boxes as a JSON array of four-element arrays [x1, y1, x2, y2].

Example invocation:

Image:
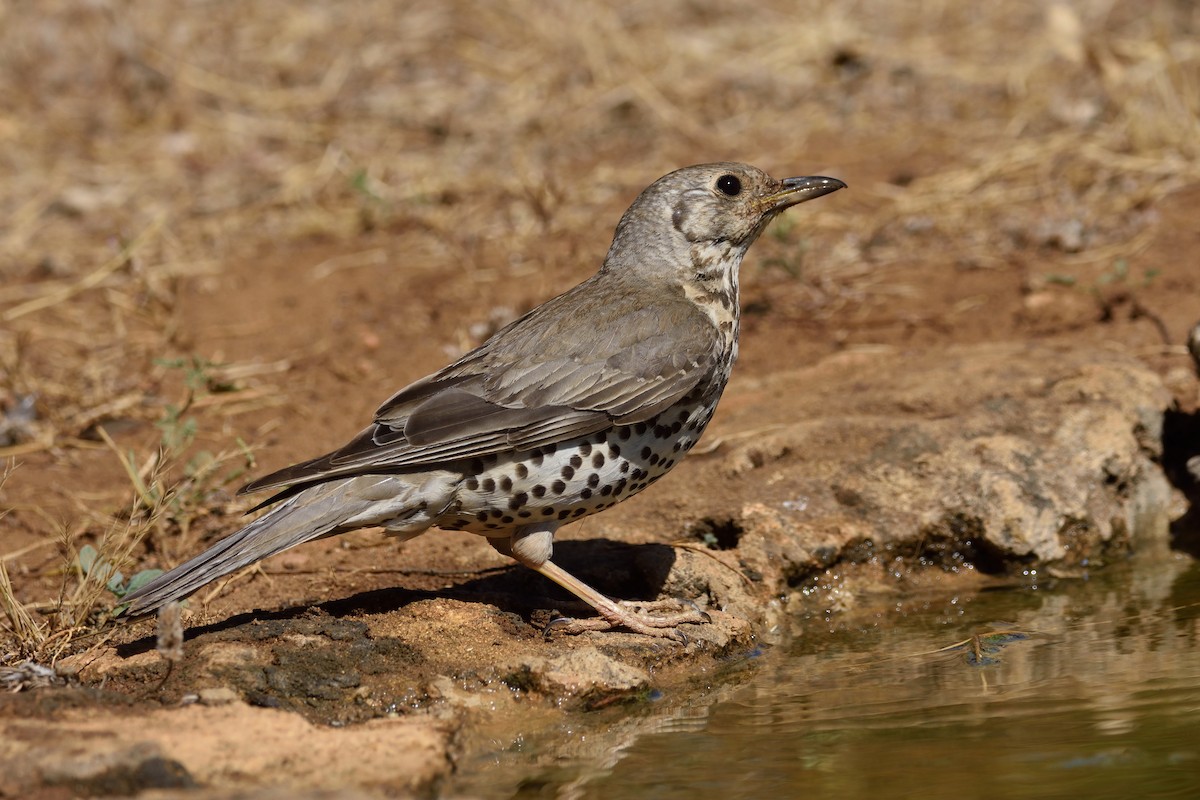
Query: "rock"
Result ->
[[38, 742, 197, 795], [504, 650, 650, 703], [1018, 288, 1096, 335], [629, 341, 1174, 607], [0, 704, 451, 797], [197, 686, 240, 706]]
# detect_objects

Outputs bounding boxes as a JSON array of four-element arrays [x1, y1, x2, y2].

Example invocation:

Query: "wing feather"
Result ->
[[240, 276, 721, 496]]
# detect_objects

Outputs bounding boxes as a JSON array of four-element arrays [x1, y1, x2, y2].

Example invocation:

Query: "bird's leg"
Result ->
[[532, 560, 709, 639], [499, 524, 709, 640]]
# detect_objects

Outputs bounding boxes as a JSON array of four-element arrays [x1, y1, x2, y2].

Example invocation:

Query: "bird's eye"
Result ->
[[716, 174, 742, 196]]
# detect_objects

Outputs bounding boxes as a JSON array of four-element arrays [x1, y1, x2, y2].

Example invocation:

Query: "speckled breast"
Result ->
[[435, 398, 718, 535]]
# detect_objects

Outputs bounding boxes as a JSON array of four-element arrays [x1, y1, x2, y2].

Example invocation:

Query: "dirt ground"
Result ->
[[2, 1, 1200, 797]]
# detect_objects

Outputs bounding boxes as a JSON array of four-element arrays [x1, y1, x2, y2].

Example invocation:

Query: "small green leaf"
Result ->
[[120, 569, 165, 597], [77, 545, 100, 574], [185, 450, 216, 478], [105, 570, 125, 592]]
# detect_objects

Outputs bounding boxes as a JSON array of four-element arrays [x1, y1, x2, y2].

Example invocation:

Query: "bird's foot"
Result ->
[[544, 597, 711, 641]]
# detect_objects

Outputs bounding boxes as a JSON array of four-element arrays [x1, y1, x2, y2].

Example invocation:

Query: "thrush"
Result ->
[[120, 163, 845, 638]]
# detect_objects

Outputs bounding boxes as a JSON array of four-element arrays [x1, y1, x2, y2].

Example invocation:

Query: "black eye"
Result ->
[[716, 174, 741, 196]]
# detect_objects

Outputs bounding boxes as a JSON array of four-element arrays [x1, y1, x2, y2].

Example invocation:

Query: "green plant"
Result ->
[[1043, 259, 1161, 293], [0, 352, 262, 670], [75, 544, 163, 605], [1093, 258, 1161, 290], [140, 356, 256, 522]]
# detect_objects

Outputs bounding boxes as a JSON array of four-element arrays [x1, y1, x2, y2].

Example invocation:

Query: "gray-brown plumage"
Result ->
[[120, 163, 845, 637]]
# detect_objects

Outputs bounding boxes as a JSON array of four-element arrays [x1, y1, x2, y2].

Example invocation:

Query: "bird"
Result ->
[[119, 163, 845, 638]]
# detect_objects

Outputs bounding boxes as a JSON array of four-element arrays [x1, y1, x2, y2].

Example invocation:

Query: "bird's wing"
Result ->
[[240, 279, 719, 495]]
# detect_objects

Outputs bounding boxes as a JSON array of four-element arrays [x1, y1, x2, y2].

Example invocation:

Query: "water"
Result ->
[[455, 553, 1200, 799]]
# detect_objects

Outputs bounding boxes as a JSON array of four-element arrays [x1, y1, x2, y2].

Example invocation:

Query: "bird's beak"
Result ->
[[762, 175, 847, 212]]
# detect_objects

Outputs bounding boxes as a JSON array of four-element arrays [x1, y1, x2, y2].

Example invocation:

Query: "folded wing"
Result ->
[[241, 277, 718, 497]]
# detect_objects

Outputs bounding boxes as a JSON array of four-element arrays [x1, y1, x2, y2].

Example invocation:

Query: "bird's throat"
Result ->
[[683, 245, 741, 354]]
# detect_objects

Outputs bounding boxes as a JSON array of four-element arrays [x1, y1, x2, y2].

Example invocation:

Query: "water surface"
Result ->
[[456, 553, 1200, 799]]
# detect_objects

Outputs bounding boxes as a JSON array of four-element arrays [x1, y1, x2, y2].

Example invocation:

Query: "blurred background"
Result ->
[[2, 0, 1197, 456], [2, 3, 1200, 795]]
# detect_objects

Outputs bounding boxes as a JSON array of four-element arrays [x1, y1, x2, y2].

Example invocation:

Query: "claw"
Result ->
[[543, 615, 580, 638], [530, 559, 711, 640], [540, 601, 705, 641]]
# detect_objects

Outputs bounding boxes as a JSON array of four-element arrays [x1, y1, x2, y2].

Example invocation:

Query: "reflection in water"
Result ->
[[454, 555, 1200, 800]]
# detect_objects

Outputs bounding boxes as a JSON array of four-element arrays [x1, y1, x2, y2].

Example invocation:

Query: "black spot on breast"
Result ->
[[600, 485, 613, 497], [508, 492, 528, 510], [618, 428, 632, 441], [499, 475, 513, 492], [587, 473, 599, 488], [635, 422, 648, 435], [678, 409, 690, 422], [542, 507, 555, 515], [592, 451, 605, 468], [579, 442, 592, 456], [640, 446, 652, 460], [569, 454, 583, 469], [648, 454, 660, 466], [571, 508, 587, 517], [518, 510, 532, 519], [561, 465, 575, 480], [475, 511, 488, 523], [532, 484, 547, 498], [557, 509, 572, 520], [551, 479, 567, 494], [608, 443, 621, 458], [654, 425, 672, 438], [515, 463, 529, 479], [490, 509, 503, 519], [619, 462, 630, 474], [544, 443, 558, 455], [481, 478, 496, 493], [501, 515, 514, 524], [530, 449, 544, 467], [469, 459, 485, 474], [581, 488, 593, 499], [465, 477, 480, 491]]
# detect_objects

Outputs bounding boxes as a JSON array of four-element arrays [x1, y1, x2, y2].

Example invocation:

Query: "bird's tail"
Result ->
[[118, 475, 438, 617]]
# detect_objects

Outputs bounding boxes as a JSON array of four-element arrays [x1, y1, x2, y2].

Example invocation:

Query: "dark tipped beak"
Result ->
[[763, 175, 847, 211]]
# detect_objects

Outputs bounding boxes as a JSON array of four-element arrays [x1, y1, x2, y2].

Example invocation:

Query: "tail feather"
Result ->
[[119, 476, 432, 617]]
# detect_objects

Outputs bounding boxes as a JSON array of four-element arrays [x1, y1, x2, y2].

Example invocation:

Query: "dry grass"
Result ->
[[1, 0, 1198, 667], [0, 433, 252, 666]]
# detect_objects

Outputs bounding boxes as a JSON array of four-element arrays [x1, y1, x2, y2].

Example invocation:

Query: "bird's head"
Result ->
[[602, 162, 845, 282]]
